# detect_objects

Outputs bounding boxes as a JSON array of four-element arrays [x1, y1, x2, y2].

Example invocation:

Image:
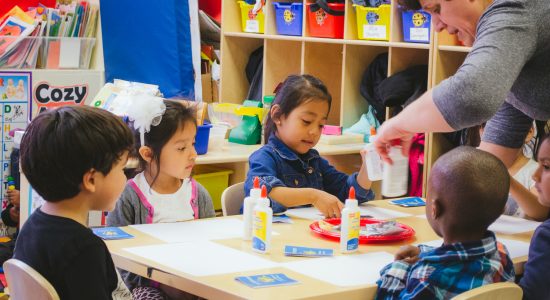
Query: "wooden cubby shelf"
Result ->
[[220, 0, 469, 197]]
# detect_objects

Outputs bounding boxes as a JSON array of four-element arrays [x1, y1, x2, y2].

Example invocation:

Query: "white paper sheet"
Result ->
[[416, 239, 442, 248], [418, 238, 530, 259], [499, 238, 530, 259], [123, 240, 279, 277], [282, 252, 394, 287], [359, 205, 412, 220], [286, 206, 411, 221], [488, 215, 540, 235], [417, 214, 539, 235], [285, 207, 324, 220], [130, 219, 245, 243]]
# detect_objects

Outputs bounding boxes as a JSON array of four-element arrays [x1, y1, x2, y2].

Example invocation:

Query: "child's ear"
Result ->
[[81, 169, 97, 193], [138, 146, 153, 163], [270, 104, 282, 125], [432, 198, 443, 219]]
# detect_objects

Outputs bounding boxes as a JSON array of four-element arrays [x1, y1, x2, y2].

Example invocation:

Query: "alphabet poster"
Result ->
[[0, 71, 30, 212]]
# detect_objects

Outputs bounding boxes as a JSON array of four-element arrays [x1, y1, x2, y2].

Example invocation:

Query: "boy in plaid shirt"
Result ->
[[376, 147, 515, 299]]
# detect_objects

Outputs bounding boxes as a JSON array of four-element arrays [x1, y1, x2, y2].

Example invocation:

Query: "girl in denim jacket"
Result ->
[[245, 75, 375, 218]]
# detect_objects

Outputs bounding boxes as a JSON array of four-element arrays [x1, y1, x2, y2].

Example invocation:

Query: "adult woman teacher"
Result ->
[[374, 0, 550, 168]]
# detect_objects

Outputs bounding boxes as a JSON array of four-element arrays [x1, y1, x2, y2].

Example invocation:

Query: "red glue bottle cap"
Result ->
[[349, 186, 355, 199], [261, 185, 267, 198]]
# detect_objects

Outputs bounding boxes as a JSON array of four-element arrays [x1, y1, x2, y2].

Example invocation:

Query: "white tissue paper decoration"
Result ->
[[106, 80, 161, 116], [211, 61, 221, 82], [126, 95, 166, 146], [114, 79, 160, 96]]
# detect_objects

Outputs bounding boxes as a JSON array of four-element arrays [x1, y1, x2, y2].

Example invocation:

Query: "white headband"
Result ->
[[125, 94, 166, 147]]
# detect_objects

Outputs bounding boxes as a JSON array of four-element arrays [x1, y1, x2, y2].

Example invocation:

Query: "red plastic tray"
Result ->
[[310, 218, 415, 243]]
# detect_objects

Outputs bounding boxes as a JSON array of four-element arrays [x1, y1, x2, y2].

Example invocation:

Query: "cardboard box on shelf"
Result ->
[[201, 72, 219, 103], [202, 73, 212, 103]]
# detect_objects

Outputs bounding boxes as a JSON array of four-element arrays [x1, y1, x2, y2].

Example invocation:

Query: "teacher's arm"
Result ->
[[374, 90, 453, 163], [375, 5, 537, 164]]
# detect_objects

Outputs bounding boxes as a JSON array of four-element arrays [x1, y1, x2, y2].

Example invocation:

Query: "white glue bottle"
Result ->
[[252, 185, 272, 254], [340, 187, 360, 254], [243, 177, 261, 240], [364, 127, 383, 181], [381, 144, 409, 198]]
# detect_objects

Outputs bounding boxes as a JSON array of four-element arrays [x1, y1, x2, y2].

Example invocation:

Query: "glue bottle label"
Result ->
[[252, 210, 267, 251], [345, 211, 360, 251]]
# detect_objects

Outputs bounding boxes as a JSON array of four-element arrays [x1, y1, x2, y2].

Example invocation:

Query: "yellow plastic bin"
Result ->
[[238, 1, 265, 33], [193, 165, 234, 211], [355, 4, 391, 41]]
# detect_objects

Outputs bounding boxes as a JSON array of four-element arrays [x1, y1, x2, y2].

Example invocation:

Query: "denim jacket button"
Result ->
[[307, 167, 313, 174]]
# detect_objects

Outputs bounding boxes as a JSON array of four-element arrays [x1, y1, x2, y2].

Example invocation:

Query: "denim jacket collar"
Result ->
[[268, 134, 320, 162]]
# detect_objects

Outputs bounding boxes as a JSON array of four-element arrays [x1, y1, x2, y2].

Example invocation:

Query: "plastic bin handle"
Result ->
[[310, 0, 345, 16]]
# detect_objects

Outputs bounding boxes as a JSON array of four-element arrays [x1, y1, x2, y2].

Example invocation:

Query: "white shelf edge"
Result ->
[[224, 32, 432, 49], [438, 45, 472, 53]]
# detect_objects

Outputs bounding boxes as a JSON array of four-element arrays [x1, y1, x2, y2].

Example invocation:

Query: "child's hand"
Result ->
[[311, 190, 344, 218], [360, 148, 368, 163], [7, 189, 20, 208], [360, 148, 369, 174], [395, 245, 420, 264], [357, 149, 372, 190], [9, 206, 19, 223]]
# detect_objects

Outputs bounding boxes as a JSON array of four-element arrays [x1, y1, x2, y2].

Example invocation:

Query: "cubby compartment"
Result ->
[[341, 44, 388, 128], [263, 39, 303, 95], [389, 46, 430, 76], [220, 36, 264, 103], [432, 49, 468, 86], [303, 41, 343, 126], [437, 31, 461, 47]]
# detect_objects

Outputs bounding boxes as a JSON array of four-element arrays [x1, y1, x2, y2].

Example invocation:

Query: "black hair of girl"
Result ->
[[534, 120, 550, 161], [264, 74, 332, 144], [133, 100, 197, 185]]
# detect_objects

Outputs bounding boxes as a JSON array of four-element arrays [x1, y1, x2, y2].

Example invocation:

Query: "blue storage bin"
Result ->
[[402, 9, 431, 43], [195, 124, 212, 155], [274, 2, 303, 36]]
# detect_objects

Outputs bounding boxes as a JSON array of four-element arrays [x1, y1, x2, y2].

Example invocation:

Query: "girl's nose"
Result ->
[[310, 126, 321, 136]]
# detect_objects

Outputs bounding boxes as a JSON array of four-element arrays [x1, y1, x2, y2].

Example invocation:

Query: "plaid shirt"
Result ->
[[376, 231, 515, 300]]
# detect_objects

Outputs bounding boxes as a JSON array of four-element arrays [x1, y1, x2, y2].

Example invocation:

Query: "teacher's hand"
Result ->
[[374, 118, 414, 164]]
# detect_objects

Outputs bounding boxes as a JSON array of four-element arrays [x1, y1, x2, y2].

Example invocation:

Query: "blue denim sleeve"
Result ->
[[347, 173, 375, 204], [319, 157, 375, 204], [244, 148, 288, 213]]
